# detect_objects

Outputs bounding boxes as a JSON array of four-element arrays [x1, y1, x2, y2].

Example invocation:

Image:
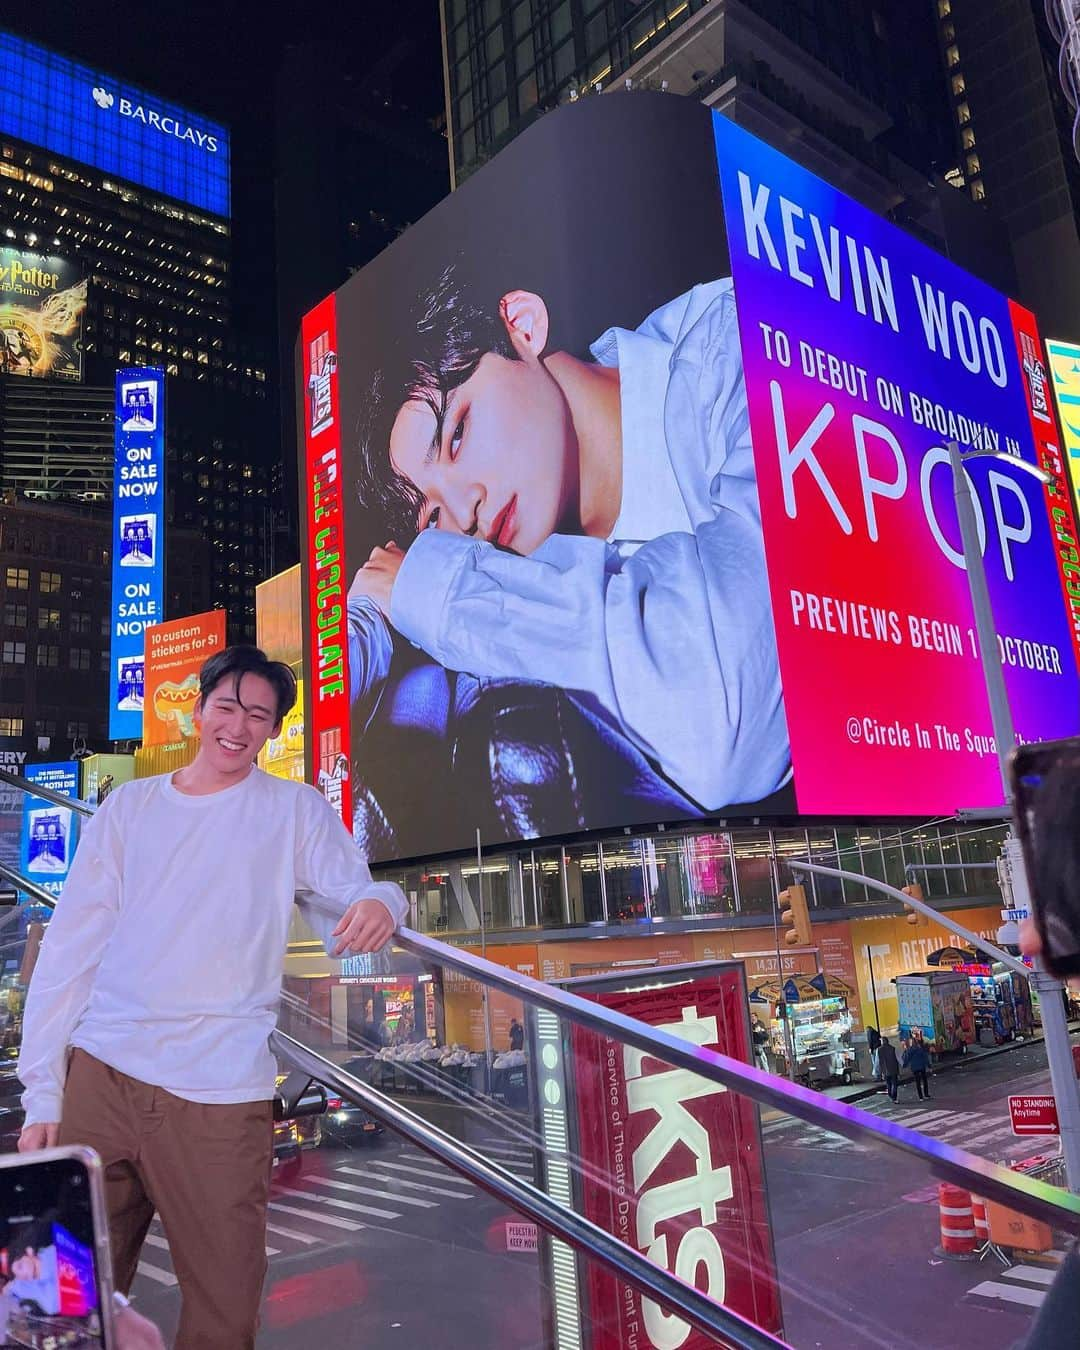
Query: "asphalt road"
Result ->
[[123, 1040, 1068, 1349]]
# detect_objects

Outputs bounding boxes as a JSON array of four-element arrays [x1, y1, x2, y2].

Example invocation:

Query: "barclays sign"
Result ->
[[0, 30, 230, 217]]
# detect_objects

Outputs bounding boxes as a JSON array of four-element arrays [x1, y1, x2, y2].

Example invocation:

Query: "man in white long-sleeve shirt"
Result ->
[[17, 645, 408, 1349], [349, 268, 789, 810]]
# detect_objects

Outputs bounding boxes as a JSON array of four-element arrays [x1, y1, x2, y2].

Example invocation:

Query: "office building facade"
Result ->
[[0, 29, 275, 639]]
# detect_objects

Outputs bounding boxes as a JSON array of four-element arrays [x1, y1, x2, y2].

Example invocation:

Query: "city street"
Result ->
[[123, 1041, 1066, 1348]]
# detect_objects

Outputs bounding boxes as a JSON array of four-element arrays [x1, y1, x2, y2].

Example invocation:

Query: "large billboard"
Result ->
[[108, 367, 165, 740], [0, 30, 230, 218], [0, 247, 86, 381], [1047, 338, 1080, 523], [142, 610, 226, 746], [19, 762, 79, 901], [300, 95, 1080, 863]]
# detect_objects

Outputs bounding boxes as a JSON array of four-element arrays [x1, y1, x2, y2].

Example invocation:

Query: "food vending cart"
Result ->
[[894, 971, 975, 1053]]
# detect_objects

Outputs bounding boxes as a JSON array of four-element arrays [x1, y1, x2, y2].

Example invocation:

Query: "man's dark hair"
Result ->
[[199, 645, 297, 725], [354, 265, 512, 547]]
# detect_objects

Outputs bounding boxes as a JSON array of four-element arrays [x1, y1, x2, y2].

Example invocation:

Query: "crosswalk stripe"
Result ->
[[275, 1185, 399, 1221], [359, 1159, 477, 1187], [340, 1165, 473, 1200], [143, 1230, 279, 1259], [968, 1280, 1045, 1308], [137, 1261, 178, 1287], [303, 1176, 437, 1209], [265, 1220, 322, 1246], [476, 1141, 535, 1159], [1001, 1265, 1057, 1286], [269, 1201, 364, 1231]]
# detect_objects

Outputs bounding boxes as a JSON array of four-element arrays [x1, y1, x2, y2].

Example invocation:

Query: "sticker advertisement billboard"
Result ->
[[19, 761, 79, 901], [108, 367, 165, 740], [142, 610, 226, 746], [0, 30, 230, 217], [0, 247, 87, 381], [299, 95, 1080, 864]]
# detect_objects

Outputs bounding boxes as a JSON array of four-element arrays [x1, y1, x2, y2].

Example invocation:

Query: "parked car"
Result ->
[[320, 1058, 384, 1147]]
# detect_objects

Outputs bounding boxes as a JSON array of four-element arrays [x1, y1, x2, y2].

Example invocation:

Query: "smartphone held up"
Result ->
[[1011, 736, 1080, 980]]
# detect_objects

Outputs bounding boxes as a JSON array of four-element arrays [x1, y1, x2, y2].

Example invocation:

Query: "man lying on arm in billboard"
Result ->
[[346, 265, 789, 817]]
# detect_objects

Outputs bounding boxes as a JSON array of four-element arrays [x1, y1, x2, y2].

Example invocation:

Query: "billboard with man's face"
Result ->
[[301, 95, 1080, 865]]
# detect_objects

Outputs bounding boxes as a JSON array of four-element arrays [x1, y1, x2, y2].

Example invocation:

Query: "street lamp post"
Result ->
[[948, 439, 1080, 1192]]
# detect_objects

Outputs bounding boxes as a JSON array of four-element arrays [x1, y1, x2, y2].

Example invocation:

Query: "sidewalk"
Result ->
[[820, 1022, 1080, 1105]]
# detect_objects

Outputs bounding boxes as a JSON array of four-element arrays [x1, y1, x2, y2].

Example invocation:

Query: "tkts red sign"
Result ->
[[569, 971, 782, 1346]]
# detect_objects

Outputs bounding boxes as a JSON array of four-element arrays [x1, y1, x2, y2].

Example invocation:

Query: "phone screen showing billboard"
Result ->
[[301, 95, 1080, 864], [0, 1156, 106, 1347]]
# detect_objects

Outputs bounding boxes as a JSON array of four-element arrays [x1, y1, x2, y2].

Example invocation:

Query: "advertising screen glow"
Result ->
[[0, 247, 86, 380], [299, 96, 1080, 862], [109, 367, 165, 740], [19, 761, 79, 902], [0, 30, 230, 217]]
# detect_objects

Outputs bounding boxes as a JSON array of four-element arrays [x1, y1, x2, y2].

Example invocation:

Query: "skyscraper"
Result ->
[[0, 28, 276, 639]]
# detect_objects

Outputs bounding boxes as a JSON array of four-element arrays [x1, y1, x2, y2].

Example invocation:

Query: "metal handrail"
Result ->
[[393, 926, 1080, 1233], [0, 768, 95, 818], [5, 781, 1078, 1233], [0, 861, 58, 910], [270, 1029, 789, 1350]]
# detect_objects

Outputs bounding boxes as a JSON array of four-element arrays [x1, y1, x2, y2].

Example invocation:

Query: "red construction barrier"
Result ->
[[937, 1183, 977, 1258]]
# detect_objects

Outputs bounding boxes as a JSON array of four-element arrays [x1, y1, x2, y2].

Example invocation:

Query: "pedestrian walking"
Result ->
[[866, 1024, 882, 1080], [878, 1035, 900, 1102], [17, 646, 408, 1350], [903, 1033, 932, 1100]]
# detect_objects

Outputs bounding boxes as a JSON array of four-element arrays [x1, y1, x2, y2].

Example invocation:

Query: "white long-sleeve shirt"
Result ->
[[389, 279, 790, 809], [17, 769, 408, 1125]]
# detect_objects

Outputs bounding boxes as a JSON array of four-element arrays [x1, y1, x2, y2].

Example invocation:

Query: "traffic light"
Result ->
[[778, 884, 811, 946], [902, 882, 928, 926]]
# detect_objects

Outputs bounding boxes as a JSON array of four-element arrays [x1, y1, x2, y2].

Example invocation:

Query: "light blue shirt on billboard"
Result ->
[[389, 280, 789, 810]]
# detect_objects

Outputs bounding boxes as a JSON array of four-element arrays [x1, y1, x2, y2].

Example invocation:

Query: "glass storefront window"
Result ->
[[643, 836, 693, 918], [686, 833, 736, 917], [833, 829, 867, 905], [600, 838, 647, 923], [806, 829, 845, 908], [857, 832, 887, 892], [564, 843, 605, 924], [732, 831, 773, 916], [938, 827, 967, 894]]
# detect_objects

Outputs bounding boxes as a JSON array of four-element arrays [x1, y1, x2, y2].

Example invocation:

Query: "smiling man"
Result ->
[[16, 645, 407, 1350], [349, 266, 788, 811]]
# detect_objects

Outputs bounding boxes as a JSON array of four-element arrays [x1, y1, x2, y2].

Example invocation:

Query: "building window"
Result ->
[[36, 719, 56, 736], [945, 44, 960, 69], [5, 567, 28, 590], [71, 612, 91, 635], [966, 152, 981, 177], [100, 650, 111, 673], [0, 716, 23, 737], [2, 602, 26, 627], [958, 101, 971, 125], [2, 641, 26, 665], [961, 126, 976, 150], [69, 647, 91, 671], [38, 608, 61, 631], [937, 0, 951, 14], [971, 178, 986, 201], [66, 721, 89, 739], [951, 72, 966, 97], [40, 571, 61, 594]]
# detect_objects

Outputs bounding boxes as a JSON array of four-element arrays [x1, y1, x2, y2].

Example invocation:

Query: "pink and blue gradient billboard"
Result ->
[[714, 114, 1080, 815]]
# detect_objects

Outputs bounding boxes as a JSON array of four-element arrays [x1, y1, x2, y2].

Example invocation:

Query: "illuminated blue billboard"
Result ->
[[20, 762, 80, 902], [109, 367, 165, 740], [0, 31, 230, 218]]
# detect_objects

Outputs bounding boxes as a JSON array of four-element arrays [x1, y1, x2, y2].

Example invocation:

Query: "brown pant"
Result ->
[[58, 1049, 274, 1350]]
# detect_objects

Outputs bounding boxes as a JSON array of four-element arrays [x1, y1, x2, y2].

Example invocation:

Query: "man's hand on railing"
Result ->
[[18, 1121, 58, 1151], [330, 899, 396, 957]]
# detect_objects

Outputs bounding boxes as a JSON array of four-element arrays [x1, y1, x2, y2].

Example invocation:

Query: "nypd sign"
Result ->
[[0, 29, 230, 217]]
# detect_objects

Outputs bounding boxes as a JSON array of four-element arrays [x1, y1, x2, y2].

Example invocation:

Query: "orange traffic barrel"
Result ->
[[937, 1183, 977, 1259], [972, 1194, 989, 1244]]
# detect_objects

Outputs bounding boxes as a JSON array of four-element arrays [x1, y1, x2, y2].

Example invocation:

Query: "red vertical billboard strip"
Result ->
[[301, 294, 352, 829], [1008, 300, 1080, 670], [568, 972, 782, 1346]]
